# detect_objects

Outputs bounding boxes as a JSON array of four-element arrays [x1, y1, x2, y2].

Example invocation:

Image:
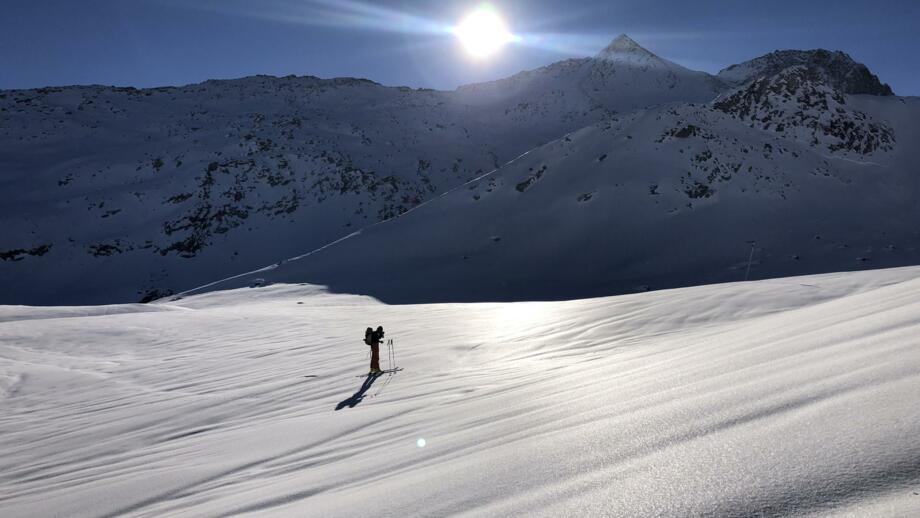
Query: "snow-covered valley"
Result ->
[[2, 267, 919, 517]]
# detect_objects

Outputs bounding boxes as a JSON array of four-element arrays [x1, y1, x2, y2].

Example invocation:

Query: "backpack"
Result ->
[[364, 327, 373, 346]]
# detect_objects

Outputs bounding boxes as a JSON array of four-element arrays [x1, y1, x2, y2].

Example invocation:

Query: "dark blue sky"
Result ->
[[2, 0, 918, 94]]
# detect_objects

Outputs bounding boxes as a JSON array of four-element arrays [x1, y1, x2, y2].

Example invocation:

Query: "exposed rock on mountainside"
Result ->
[[714, 66, 895, 155]]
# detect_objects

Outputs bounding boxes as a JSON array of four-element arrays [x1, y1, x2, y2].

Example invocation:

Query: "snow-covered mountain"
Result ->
[[188, 49, 919, 303], [3, 36, 915, 305], [3, 267, 919, 516], [0, 35, 726, 305], [717, 49, 894, 95]]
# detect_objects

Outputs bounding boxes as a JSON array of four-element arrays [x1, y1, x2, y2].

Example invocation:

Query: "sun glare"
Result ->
[[454, 6, 514, 58]]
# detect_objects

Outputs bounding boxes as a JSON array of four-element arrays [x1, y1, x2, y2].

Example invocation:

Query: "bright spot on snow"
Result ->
[[453, 5, 515, 58], [417, 438, 427, 448]]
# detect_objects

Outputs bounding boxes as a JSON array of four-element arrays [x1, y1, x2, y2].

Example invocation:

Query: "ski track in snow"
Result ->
[[176, 140, 554, 301], [1, 268, 920, 517], [818, 154, 886, 167]]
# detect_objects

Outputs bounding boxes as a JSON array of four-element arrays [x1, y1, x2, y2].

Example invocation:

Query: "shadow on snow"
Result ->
[[335, 374, 381, 410]]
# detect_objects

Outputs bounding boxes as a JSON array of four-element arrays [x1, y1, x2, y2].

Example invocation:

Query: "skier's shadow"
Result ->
[[335, 374, 381, 410]]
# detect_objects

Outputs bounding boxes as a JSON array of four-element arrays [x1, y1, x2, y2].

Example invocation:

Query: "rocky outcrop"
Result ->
[[714, 66, 895, 155]]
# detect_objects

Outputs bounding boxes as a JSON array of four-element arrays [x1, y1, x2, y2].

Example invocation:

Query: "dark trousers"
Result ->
[[370, 343, 380, 371]]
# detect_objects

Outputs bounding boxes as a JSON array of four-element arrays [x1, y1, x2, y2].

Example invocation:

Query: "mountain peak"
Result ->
[[718, 49, 894, 96], [596, 34, 657, 60]]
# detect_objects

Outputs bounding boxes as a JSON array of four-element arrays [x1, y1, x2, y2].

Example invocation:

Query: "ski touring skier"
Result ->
[[364, 325, 385, 375]]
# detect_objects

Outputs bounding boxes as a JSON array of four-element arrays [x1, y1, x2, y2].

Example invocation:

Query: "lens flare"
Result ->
[[417, 438, 427, 448], [454, 5, 514, 58]]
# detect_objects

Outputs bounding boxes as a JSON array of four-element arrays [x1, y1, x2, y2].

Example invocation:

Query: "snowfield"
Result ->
[[2, 267, 919, 517]]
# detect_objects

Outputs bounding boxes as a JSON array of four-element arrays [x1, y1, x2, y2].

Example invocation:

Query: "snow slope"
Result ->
[[2, 267, 919, 517]]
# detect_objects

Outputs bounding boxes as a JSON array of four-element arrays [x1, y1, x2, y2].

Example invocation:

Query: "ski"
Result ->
[[355, 367, 403, 378]]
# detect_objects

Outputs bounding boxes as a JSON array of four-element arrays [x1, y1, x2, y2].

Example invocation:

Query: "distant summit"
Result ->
[[595, 34, 659, 62], [719, 49, 894, 96]]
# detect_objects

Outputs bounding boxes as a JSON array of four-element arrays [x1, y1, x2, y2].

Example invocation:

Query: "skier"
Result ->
[[367, 325, 385, 374]]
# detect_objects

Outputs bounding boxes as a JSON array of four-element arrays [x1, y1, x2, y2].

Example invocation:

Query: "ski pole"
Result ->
[[391, 338, 396, 369]]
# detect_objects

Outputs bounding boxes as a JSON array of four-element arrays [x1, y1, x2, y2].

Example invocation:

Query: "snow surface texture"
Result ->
[[2, 267, 919, 517]]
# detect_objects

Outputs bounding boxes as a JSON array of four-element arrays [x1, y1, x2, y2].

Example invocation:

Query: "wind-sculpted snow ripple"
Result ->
[[1, 268, 919, 516]]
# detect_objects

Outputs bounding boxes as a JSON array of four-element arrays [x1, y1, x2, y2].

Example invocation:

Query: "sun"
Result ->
[[454, 5, 514, 59]]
